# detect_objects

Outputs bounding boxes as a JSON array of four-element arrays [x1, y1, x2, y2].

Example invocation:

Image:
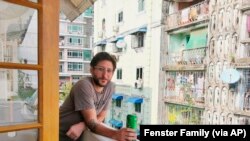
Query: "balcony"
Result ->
[[165, 1, 209, 31], [164, 47, 207, 71], [234, 41, 250, 67], [234, 111, 250, 118], [164, 71, 205, 108], [164, 95, 205, 108]]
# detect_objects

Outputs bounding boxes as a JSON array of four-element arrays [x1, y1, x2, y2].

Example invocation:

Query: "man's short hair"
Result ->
[[90, 52, 117, 70]]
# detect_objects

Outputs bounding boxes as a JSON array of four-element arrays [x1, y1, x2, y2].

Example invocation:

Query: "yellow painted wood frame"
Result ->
[[0, 0, 59, 141]]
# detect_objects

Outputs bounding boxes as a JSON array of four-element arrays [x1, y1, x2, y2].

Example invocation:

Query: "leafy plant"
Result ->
[[60, 82, 73, 101]]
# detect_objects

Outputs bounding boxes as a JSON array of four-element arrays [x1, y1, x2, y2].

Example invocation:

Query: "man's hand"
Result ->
[[81, 109, 137, 140], [66, 122, 86, 140], [112, 128, 137, 141]]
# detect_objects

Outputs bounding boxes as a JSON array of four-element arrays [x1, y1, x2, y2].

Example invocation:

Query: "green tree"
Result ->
[[60, 82, 73, 101]]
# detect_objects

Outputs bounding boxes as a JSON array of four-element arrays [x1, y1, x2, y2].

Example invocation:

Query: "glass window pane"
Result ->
[[0, 69, 38, 126], [0, 129, 38, 141], [83, 50, 91, 61], [0, 1, 38, 64], [84, 7, 93, 17]]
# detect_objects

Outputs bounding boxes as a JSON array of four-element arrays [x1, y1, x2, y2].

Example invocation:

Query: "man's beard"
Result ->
[[92, 76, 107, 87]]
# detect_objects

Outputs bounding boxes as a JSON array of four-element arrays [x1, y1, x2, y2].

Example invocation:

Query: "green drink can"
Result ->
[[126, 114, 137, 129]]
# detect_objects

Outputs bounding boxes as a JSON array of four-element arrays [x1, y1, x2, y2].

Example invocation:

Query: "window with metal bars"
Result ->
[[236, 69, 250, 111], [116, 99, 122, 107], [117, 68, 122, 80], [118, 11, 123, 23], [135, 103, 141, 113], [136, 67, 143, 80]]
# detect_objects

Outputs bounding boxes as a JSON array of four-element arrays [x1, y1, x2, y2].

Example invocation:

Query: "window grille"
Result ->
[[165, 71, 205, 104], [236, 69, 250, 111], [135, 103, 141, 113]]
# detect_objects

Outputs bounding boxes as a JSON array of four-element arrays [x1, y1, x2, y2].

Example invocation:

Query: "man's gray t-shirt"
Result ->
[[59, 77, 114, 141]]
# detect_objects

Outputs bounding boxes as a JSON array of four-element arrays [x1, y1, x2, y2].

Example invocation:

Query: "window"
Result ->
[[136, 67, 143, 80], [4, 45, 13, 62], [131, 32, 145, 48], [68, 24, 83, 34], [67, 36, 86, 46], [60, 63, 63, 72], [118, 11, 123, 23], [116, 99, 122, 107], [84, 7, 93, 17], [138, 0, 145, 12], [68, 62, 83, 71], [0, 1, 59, 141], [117, 68, 122, 79], [59, 50, 63, 59], [83, 50, 92, 61], [135, 103, 141, 113], [138, 32, 144, 47], [102, 18, 106, 31], [68, 50, 83, 59]]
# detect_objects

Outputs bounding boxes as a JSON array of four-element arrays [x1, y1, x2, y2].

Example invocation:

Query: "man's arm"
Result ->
[[66, 110, 107, 140], [81, 109, 116, 137], [66, 121, 86, 140], [97, 110, 107, 122], [81, 109, 137, 141]]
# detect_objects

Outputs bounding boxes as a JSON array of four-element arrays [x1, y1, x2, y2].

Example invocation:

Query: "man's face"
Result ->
[[91, 60, 114, 87]]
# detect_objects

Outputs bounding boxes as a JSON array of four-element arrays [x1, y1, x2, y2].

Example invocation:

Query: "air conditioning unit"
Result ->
[[113, 25, 119, 32], [134, 79, 143, 89]]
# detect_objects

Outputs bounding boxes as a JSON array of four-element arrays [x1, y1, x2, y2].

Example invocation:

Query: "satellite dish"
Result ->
[[220, 68, 240, 84], [116, 39, 126, 48]]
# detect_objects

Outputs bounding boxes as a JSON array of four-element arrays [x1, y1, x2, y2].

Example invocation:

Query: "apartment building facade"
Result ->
[[93, 0, 250, 130], [163, 0, 250, 125], [163, 0, 209, 124], [204, 0, 250, 124], [59, 7, 94, 87], [93, 0, 168, 131]]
